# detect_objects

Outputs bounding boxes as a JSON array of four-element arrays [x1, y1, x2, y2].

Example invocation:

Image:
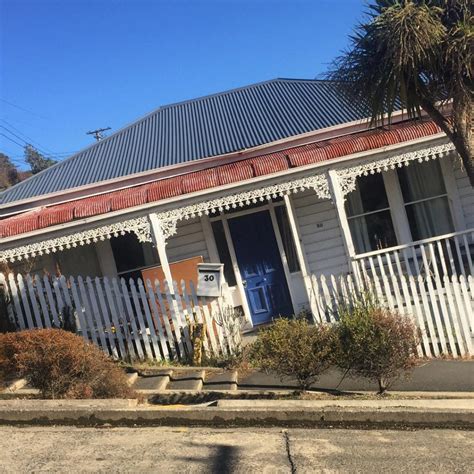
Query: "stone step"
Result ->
[[203, 370, 238, 391], [167, 370, 205, 391], [134, 370, 173, 392]]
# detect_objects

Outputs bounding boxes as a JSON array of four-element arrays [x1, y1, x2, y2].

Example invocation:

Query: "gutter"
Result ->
[[0, 133, 449, 248]]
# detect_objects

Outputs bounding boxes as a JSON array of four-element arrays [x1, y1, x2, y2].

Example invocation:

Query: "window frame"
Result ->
[[344, 173, 398, 254], [343, 157, 460, 256], [396, 159, 456, 242]]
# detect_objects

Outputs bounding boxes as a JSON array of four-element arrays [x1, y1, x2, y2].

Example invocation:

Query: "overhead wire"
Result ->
[[0, 119, 55, 154], [0, 98, 49, 120], [0, 123, 76, 162]]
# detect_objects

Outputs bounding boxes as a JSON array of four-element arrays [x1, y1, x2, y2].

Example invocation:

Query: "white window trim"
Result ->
[[393, 159, 458, 243], [345, 156, 461, 255], [346, 206, 392, 221], [382, 170, 412, 245]]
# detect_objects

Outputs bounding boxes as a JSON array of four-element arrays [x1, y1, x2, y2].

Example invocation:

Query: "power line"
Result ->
[[0, 119, 55, 154], [0, 98, 49, 120], [0, 125, 52, 157], [0, 132, 25, 148], [6, 152, 76, 159], [0, 125, 76, 161]]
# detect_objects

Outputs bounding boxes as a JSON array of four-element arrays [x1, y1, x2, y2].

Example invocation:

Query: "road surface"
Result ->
[[1, 426, 473, 472]]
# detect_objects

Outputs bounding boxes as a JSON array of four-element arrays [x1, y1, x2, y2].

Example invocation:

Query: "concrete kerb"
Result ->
[[0, 398, 472, 429]]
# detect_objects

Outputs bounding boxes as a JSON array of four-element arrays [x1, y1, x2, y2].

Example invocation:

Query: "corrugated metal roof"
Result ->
[[0, 119, 442, 238], [0, 79, 372, 205]]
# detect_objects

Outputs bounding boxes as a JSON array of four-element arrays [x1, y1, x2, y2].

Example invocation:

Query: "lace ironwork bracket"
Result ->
[[1, 217, 151, 263], [154, 173, 330, 239], [336, 142, 455, 197]]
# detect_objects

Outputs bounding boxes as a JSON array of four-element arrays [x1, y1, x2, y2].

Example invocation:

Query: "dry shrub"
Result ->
[[336, 302, 420, 394], [0, 329, 134, 399], [249, 318, 336, 391]]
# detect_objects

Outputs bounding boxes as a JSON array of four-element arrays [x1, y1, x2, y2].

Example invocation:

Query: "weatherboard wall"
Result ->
[[166, 217, 210, 264], [292, 190, 348, 277]]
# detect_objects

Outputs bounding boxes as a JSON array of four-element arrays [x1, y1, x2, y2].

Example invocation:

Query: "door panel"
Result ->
[[228, 210, 293, 324]]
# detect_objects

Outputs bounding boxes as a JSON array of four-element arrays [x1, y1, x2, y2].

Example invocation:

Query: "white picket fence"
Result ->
[[310, 270, 474, 359], [0, 272, 241, 362]]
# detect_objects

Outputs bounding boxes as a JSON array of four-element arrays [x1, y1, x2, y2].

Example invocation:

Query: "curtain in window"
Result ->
[[346, 184, 372, 254], [400, 161, 454, 241]]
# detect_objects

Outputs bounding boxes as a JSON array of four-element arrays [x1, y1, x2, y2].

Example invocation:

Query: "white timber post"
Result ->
[[148, 213, 174, 291], [327, 169, 356, 269], [283, 194, 318, 319]]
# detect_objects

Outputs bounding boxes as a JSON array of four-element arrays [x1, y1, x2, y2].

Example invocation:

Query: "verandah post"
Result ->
[[327, 170, 357, 277], [282, 194, 318, 321], [148, 213, 174, 294]]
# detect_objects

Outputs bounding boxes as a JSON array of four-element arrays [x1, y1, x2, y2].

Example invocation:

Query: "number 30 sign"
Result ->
[[196, 263, 224, 297]]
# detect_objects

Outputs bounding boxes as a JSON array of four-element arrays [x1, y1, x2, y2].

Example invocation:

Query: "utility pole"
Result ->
[[86, 127, 111, 141]]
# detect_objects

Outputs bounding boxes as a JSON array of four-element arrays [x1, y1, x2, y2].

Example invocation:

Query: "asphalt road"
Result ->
[[1, 426, 472, 473]]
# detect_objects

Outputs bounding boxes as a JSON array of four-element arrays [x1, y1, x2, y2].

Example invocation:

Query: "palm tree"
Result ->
[[328, 0, 473, 186]]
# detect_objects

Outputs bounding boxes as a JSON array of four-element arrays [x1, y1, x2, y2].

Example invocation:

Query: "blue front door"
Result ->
[[228, 210, 293, 325]]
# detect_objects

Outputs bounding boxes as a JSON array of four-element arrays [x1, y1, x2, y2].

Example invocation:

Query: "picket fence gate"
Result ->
[[310, 270, 474, 359], [0, 272, 241, 362]]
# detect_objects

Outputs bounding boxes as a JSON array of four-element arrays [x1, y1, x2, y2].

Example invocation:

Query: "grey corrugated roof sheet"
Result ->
[[1, 79, 371, 205]]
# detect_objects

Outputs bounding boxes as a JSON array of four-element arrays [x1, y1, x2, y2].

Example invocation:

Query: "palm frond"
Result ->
[[327, 0, 449, 125]]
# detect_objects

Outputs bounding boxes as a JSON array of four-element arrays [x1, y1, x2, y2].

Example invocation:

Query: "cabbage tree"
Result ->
[[328, 0, 473, 185]]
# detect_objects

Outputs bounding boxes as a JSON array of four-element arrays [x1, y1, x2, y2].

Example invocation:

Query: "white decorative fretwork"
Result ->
[[2, 141, 455, 261], [1, 217, 151, 263], [156, 218, 178, 241], [335, 142, 455, 196], [154, 173, 330, 238]]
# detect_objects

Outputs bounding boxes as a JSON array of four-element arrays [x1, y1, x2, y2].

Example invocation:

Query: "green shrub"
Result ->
[[0, 329, 134, 399], [249, 318, 336, 391], [335, 297, 420, 394]]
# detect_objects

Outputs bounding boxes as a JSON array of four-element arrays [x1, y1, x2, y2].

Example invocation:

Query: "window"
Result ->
[[274, 205, 301, 272], [211, 220, 237, 286], [397, 160, 454, 241], [110, 233, 158, 279], [345, 173, 397, 254]]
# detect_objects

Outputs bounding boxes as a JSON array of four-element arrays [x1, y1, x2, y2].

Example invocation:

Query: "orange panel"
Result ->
[[141, 255, 204, 293]]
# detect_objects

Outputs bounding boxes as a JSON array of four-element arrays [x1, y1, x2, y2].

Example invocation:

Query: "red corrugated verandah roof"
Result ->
[[0, 119, 442, 239]]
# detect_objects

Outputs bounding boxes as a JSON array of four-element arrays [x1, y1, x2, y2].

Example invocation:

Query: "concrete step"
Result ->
[[203, 370, 238, 391], [126, 372, 138, 387], [134, 370, 173, 392], [167, 370, 205, 391], [1, 378, 27, 393]]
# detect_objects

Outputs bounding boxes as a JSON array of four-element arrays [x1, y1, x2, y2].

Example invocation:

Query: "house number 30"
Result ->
[[204, 274, 215, 282]]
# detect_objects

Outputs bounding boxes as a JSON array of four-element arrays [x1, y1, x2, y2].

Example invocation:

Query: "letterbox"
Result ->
[[196, 263, 224, 297]]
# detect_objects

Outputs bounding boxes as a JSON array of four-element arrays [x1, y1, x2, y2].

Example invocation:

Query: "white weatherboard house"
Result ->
[[1, 79, 473, 340]]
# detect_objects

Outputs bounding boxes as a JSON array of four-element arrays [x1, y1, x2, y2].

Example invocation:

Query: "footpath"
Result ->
[[1, 360, 472, 428]]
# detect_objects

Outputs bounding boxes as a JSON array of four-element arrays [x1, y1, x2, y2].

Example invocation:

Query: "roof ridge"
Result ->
[[1, 78, 387, 207], [0, 78, 326, 202]]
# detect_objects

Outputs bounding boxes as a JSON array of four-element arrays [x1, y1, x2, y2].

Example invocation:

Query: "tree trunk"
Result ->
[[452, 93, 474, 187], [377, 377, 387, 395]]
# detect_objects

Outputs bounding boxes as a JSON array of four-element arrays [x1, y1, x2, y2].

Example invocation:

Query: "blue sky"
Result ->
[[1, 0, 365, 169]]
